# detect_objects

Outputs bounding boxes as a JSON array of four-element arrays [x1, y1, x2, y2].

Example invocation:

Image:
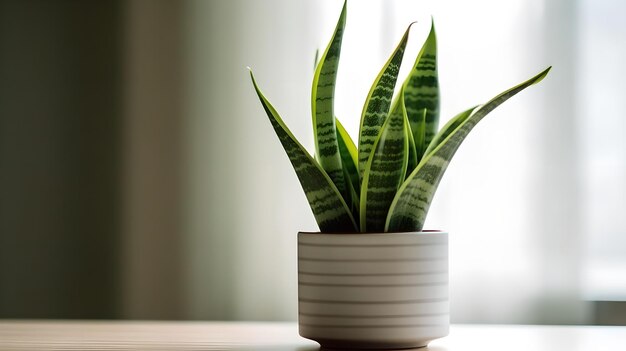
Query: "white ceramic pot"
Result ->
[[298, 231, 449, 349]]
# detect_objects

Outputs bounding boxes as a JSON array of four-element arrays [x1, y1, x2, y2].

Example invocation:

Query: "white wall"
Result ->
[[182, 0, 320, 320]]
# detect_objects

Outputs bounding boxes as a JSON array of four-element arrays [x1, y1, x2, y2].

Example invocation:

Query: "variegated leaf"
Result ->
[[358, 23, 413, 178], [312, 1, 348, 199], [361, 86, 409, 232], [386, 67, 552, 232], [403, 20, 439, 157], [250, 70, 358, 232]]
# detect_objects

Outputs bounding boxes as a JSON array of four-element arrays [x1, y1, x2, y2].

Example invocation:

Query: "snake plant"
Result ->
[[249, 1, 550, 233]]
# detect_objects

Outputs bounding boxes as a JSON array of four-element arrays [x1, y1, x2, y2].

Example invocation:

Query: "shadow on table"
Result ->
[[234, 348, 318, 351], [238, 345, 446, 351], [317, 347, 445, 351]]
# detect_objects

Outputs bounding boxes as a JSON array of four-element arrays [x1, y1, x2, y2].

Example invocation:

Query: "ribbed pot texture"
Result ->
[[298, 231, 449, 349]]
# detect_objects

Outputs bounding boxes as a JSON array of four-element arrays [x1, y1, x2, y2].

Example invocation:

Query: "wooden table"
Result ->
[[0, 321, 624, 350]]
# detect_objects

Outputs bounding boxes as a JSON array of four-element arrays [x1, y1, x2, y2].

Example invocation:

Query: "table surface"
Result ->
[[0, 321, 625, 350]]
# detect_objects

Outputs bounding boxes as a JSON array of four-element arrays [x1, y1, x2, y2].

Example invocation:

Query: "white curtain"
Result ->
[[180, 0, 622, 323], [578, 0, 626, 301]]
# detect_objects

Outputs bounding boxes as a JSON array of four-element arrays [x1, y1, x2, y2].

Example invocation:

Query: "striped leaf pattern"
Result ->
[[386, 67, 552, 232], [361, 87, 409, 232], [423, 106, 477, 157], [358, 24, 412, 178], [403, 20, 439, 156], [336, 118, 360, 221], [250, 70, 358, 232], [312, 1, 348, 199]]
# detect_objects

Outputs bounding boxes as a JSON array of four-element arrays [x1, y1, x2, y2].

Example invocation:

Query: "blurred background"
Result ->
[[1, 0, 625, 325]]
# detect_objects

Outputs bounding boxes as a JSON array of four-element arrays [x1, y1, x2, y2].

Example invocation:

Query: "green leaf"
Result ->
[[423, 105, 478, 157], [361, 86, 409, 232], [250, 70, 358, 232], [358, 23, 413, 178], [405, 115, 418, 177], [391, 96, 420, 175], [336, 117, 360, 223], [312, 1, 348, 200], [343, 166, 360, 225], [413, 108, 427, 162], [386, 67, 552, 232], [336, 118, 360, 196], [403, 19, 439, 159]]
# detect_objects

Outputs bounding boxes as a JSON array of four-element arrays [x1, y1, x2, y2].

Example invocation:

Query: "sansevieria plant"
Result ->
[[249, 1, 550, 233]]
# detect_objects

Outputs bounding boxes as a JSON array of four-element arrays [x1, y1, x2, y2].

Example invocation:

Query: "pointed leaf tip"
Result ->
[[248, 69, 258, 88], [532, 66, 552, 85], [429, 17, 437, 32], [404, 21, 418, 38]]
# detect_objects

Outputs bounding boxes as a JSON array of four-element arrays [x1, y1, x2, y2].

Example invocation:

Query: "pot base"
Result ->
[[314, 338, 429, 350]]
